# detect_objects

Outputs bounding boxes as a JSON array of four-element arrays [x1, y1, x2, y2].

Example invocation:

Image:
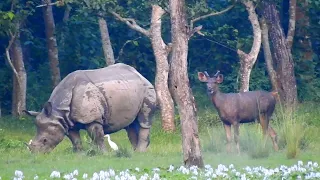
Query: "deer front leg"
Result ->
[[223, 123, 232, 153], [233, 122, 240, 155]]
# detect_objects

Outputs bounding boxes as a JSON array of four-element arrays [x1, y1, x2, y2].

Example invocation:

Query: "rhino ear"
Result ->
[[43, 102, 52, 117], [23, 110, 40, 117]]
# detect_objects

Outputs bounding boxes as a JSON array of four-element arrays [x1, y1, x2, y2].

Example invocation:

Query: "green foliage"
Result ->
[[115, 147, 132, 158]]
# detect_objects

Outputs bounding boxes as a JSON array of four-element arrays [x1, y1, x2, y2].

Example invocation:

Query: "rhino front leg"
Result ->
[[67, 129, 83, 152], [85, 122, 107, 152]]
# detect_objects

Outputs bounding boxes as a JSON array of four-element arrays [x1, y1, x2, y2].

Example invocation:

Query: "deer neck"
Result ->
[[211, 90, 224, 109]]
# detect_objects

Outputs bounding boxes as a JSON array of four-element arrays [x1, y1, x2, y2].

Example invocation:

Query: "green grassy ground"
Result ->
[[0, 102, 320, 179]]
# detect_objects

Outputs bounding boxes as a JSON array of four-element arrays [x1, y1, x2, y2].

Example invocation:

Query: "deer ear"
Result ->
[[216, 74, 224, 84], [198, 72, 208, 82], [43, 102, 52, 117]]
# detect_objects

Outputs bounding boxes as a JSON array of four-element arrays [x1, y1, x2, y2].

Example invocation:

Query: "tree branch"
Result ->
[[241, 1, 261, 59], [36, 0, 64, 8], [190, 3, 235, 30], [116, 37, 142, 62], [5, 33, 21, 87], [111, 11, 151, 37]]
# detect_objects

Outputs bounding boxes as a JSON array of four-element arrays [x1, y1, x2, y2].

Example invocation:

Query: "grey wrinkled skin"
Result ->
[[25, 63, 157, 153]]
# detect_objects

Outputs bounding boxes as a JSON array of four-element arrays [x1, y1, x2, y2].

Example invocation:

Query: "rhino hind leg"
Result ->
[[135, 96, 157, 152], [67, 129, 83, 152], [125, 120, 139, 149], [85, 122, 107, 152]]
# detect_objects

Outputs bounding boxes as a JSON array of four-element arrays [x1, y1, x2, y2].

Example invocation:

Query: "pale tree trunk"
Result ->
[[42, 0, 61, 88], [261, 0, 298, 109], [260, 17, 279, 92], [238, 1, 261, 92], [111, 8, 176, 132], [169, 0, 204, 168], [98, 16, 115, 66], [287, 0, 296, 50], [296, 0, 313, 60], [10, 37, 27, 117], [150, 5, 175, 132]]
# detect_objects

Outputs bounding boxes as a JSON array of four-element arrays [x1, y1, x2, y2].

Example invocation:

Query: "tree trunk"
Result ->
[[261, 0, 298, 109], [98, 16, 115, 66], [260, 17, 279, 92], [11, 37, 27, 117], [238, 1, 261, 92], [150, 5, 175, 132], [296, 0, 313, 60], [42, 0, 61, 88], [169, 0, 204, 168]]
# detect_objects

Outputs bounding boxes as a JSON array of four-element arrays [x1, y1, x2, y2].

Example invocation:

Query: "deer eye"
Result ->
[[43, 138, 47, 144]]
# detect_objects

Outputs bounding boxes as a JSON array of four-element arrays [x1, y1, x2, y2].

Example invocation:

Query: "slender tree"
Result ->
[[237, 0, 262, 92], [42, 0, 61, 88], [111, 6, 176, 132], [169, 0, 204, 168], [98, 15, 115, 66]]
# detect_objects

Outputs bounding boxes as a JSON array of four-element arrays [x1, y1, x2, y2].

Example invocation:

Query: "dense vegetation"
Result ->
[[0, 0, 320, 114]]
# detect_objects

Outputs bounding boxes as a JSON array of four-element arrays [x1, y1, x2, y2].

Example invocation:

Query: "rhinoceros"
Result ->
[[24, 63, 157, 153]]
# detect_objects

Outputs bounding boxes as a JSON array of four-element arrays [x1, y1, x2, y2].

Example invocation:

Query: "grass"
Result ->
[[0, 102, 320, 179]]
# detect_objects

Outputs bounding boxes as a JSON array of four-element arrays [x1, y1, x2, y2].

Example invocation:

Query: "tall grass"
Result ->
[[275, 107, 308, 159]]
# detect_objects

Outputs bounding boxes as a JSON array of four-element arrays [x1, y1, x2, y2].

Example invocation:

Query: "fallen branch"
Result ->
[[111, 11, 150, 37]]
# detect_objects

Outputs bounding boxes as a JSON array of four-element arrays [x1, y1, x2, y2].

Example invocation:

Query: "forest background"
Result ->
[[0, 0, 319, 121]]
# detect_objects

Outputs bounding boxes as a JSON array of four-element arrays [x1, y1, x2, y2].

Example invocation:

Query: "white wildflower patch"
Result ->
[[8, 160, 320, 180]]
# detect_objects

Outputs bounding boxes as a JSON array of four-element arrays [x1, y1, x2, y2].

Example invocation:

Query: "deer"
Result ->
[[198, 70, 279, 154]]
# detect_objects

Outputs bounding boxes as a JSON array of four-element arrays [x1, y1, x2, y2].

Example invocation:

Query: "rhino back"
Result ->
[[69, 63, 154, 132]]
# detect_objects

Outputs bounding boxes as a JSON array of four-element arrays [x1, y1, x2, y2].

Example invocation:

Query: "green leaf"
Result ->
[[133, 41, 139, 46], [7, 12, 14, 20]]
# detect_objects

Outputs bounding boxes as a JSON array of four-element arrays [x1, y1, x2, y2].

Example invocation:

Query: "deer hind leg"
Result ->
[[268, 126, 279, 151], [233, 122, 240, 155], [223, 123, 232, 153]]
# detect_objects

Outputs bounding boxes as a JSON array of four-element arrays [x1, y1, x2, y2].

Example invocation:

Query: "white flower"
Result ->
[[151, 173, 160, 180], [34, 175, 39, 180], [229, 164, 234, 169], [314, 162, 319, 168], [73, 169, 79, 176], [168, 165, 174, 172], [298, 161, 303, 166], [50, 171, 61, 178], [135, 167, 140, 172], [15, 170, 24, 178], [82, 173, 88, 179]]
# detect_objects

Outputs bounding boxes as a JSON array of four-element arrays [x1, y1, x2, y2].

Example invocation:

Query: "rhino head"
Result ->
[[24, 102, 66, 153]]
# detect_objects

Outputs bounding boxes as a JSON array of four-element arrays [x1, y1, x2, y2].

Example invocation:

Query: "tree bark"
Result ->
[[98, 16, 115, 66], [10, 37, 27, 117], [42, 0, 61, 88], [238, 1, 261, 92], [260, 17, 279, 92], [261, 0, 298, 109], [169, 0, 204, 168], [296, 0, 313, 60], [150, 5, 175, 132]]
